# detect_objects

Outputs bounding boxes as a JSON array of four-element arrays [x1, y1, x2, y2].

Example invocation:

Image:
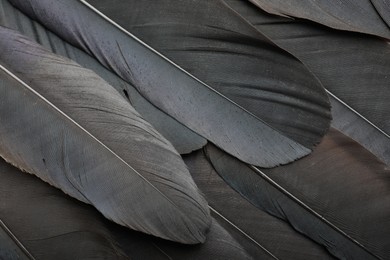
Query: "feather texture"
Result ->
[[9, 0, 332, 167], [371, 0, 390, 29], [0, 158, 127, 260], [224, 0, 390, 165], [206, 129, 390, 259], [109, 218, 253, 260], [0, 0, 206, 154], [85, 0, 331, 150], [247, 0, 390, 39], [184, 150, 335, 260], [0, 27, 210, 244]]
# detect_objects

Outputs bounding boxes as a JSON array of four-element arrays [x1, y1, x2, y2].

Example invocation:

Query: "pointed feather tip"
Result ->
[[102, 187, 212, 245]]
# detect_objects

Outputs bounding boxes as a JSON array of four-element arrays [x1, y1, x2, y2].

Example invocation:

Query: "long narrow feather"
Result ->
[[0, 27, 210, 244], [0, 0, 206, 154], [0, 158, 127, 260], [9, 0, 332, 167], [84, 0, 331, 150], [206, 129, 390, 259], [247, 0, 390, 39], [224, 0, 390, 165], [184, 150, 335, 260]]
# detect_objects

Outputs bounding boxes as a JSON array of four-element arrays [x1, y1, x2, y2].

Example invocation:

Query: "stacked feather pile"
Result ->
[[0, 0, 389, 259]]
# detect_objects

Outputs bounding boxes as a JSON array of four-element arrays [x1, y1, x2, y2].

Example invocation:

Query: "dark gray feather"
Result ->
[[224, 0, 390, 165], [85, 0, 331, 150], [0, 0, 206, 154], [184, 150, 335, 260], [247, 0, 390, 39], [0, 158, 128, 260], [0, 27, 210, 244], [207, 129, 390, 259], [8, 0, 331, 167]]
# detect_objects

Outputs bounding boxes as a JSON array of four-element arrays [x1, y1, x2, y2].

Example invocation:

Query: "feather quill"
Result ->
[[184, 150, 335, 260], [0, 27, 210, 244], [0, 158, 127, 260], [0, 0, 206, 154], [224, 0, 390, 165], [9, 0, 332, 167], [247, 0, 390, 39], [206, 129, 390, 259]]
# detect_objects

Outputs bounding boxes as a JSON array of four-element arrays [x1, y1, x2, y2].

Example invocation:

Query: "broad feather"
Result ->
[[85, 0, 331, 152], [247, 0, 390, 39], [0, 27, 210, 244], [206, 129, 390, 259], [0, 157, 127, 260], [0, 0, 206, 154], [0, 155, 249, 260], [9, 0, 332, 167], [224, 0, 390, 165], [184, 150, 335, 260]]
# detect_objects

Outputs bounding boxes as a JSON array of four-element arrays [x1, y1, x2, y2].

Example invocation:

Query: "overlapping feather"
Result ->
[[85, 0, 331, 151], [224, 0, 390, 165], [9, 0, 333, 167], [247, 0, 390, 39], [0, 0, 206, 154], [0, 157, 127, 260], [0, 0, 389, 259], [0, 26, 210, 244], [184, 150, 335, 260], [206, 129, 390, 259]]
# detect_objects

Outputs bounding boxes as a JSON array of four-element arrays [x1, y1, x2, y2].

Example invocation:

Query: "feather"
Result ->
[[9, 0, 332, 167], [247, 0, 390, 39], [224, 0, 390, 165], [84, 0, 331, 151], [0, 158, 128, 260], [109, 218, 253, 260], [206, 129, 390, 259], [184, 150, 335, 260], [0, 0, 206, 154], [0, 27, 210, 244]]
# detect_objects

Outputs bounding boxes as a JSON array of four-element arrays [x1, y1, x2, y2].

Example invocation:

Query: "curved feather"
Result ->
[[109, 218, 253, 260], [184, 150, 334, 260], [206, 129, 390, 259], [0, 27, 210, 244], [247, 0, 390, 39], [0, 158, 127, 260], [85, 0, 331, 150], [9, 0, 332, 167], [224, 0, 390, 165], [0, 0, 206, 154]]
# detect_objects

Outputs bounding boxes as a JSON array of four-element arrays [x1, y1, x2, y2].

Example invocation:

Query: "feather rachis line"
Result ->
[[0, 64, 203, 225]]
